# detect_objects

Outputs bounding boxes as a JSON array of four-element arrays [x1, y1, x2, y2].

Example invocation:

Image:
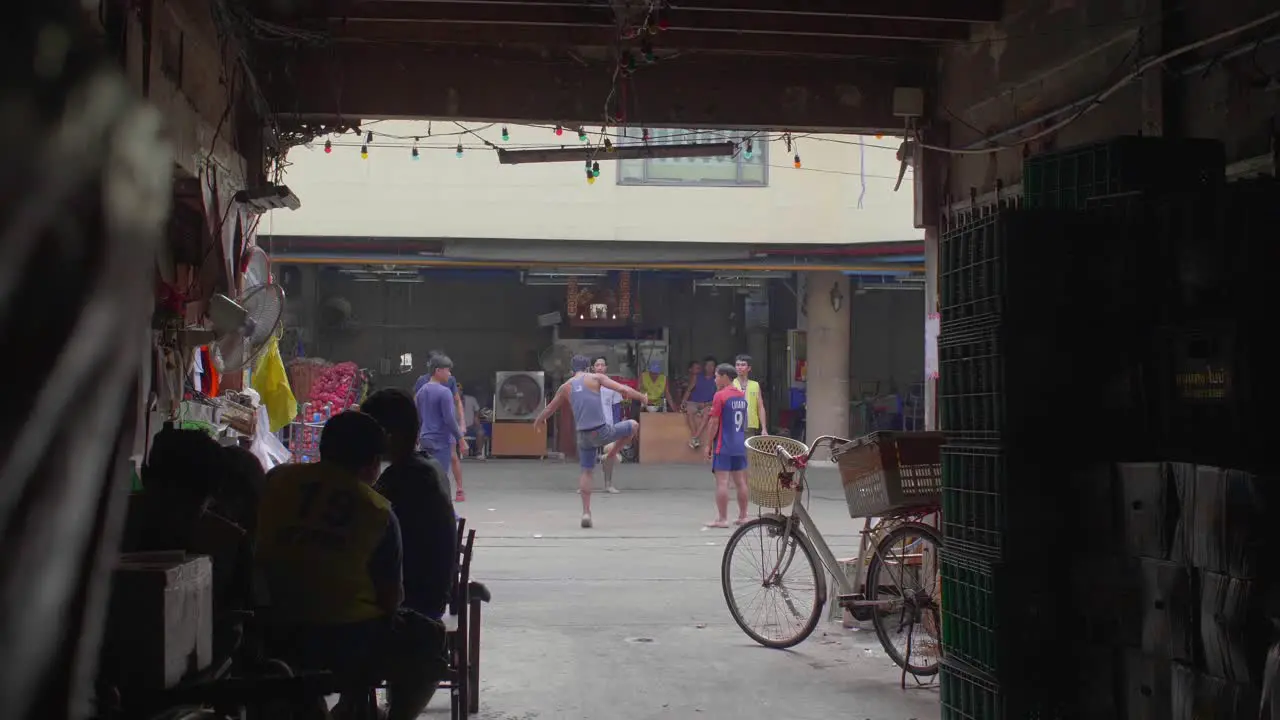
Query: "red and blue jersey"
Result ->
[[710, 387, 749, 456]]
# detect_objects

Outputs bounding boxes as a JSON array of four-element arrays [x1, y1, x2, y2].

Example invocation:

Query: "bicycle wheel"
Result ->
[[721, 516, 826, 649], [864, 521, 943, 676]]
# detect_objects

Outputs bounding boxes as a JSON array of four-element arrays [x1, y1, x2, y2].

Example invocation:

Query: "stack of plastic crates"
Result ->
[[938, 209, 1089, 719]]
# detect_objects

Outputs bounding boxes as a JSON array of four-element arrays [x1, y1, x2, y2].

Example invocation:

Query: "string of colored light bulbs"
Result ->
[[319, 124, 903, 183], [316, 131, 908, 181]]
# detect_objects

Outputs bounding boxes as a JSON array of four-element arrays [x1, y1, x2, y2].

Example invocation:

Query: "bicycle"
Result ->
[[720, 433, 944, 681]]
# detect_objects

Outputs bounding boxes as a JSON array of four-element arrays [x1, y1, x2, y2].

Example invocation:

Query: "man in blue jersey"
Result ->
[[533, 355, 647, 529], [703, 363, 750, 528]]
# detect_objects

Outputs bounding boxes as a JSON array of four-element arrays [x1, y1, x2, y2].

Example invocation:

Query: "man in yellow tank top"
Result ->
[[733, 354, 768, 437], [256, 411, 446, 720], [639, 360, 676, 410]]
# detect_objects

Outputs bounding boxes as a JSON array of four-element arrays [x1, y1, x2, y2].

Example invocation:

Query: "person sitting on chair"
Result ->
[[255, 411, 446, 720], [121, 425, 255, 666], [362, 389, 457, 621]]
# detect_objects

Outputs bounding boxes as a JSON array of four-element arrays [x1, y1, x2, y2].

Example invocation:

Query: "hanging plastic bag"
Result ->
[[250, 404, 291, 471], [252, 336, 298, 432]]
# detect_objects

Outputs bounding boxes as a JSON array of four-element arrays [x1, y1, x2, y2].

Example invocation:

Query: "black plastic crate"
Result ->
[[939, 549, 1061, 677], [941, 445, 1066, 560], [938, 319, 1151, 452], [939, 209, 1149, 329], [940, 658, 1070, 720], [1022, 136, 1224, 210], [1150, 178, 1280, 322], [939, 329, 1007, 444]]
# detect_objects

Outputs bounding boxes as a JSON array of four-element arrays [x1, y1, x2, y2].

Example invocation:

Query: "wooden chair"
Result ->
[[467, 577, 490, 715], [438, 523, 476, 717]]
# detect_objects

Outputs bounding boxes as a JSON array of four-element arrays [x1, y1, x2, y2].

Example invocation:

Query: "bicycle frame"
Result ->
[[765, 435, 933, 611], [767, 436, 855, 599]]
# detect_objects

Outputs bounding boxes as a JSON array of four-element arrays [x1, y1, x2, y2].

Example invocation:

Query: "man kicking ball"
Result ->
[[534, 355, 647, 529], [703, 363, 751, 528]]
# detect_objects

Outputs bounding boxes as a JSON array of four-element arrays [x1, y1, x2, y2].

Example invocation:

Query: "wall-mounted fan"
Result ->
[[539, 344, 574, 381], [241, 245, 272, 289], [210, 283, 286, 373]]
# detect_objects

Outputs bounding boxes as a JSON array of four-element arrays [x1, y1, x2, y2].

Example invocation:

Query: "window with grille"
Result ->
[[617, 129, 767, 187]]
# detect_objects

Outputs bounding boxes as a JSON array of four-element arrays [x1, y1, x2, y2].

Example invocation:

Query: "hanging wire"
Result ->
[[857, 138, 867, 209]]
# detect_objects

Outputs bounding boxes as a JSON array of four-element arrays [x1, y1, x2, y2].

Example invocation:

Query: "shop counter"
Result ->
[[638, 411, 707, 465]]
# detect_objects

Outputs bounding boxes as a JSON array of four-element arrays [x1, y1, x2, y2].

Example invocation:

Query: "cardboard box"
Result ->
[[1172, 463, 1271, 577], [1171, 663, 1260, 719], [101, 553, 213, 689], [1125, 651, 1173, 720], [1118, 462, 1175, 560], [1199, 571, 1266, 684], [1139, 558, 1193, 662]]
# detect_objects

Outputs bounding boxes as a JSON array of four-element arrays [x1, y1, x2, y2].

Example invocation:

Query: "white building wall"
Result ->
[[266, 122, 924, 245]]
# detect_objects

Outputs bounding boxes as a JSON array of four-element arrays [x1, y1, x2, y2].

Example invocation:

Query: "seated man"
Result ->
[[121, 425, 253, 665], [362, 389, 457, 620], [255, 411, 445, 720]]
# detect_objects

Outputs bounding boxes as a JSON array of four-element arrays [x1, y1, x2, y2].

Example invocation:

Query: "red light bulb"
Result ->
[[324, 139, 332, 154]]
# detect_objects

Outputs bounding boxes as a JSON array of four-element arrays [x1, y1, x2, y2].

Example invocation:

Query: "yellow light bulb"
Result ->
[[587, 175, 596, 185]]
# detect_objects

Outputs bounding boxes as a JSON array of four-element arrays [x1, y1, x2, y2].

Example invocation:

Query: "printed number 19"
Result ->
[[732, 410, 745, 432]]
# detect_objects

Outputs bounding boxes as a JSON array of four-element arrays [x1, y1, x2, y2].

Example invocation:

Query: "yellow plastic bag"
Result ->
[[253, 336, 298, 432]]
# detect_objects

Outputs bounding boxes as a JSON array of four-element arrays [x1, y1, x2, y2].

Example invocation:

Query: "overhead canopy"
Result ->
[[251, 0, 1001, 132]]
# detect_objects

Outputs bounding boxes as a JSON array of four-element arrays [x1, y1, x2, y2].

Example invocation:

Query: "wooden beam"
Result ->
[[323, 20, 935, 59], [261, 43, 929, 130], [638, 0, 1000, 22], [336, 1, 970, 41], [327, 0, 1003, 23]]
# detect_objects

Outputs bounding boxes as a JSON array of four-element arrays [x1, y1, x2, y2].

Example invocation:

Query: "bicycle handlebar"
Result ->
[[773, 434, 846, 466]]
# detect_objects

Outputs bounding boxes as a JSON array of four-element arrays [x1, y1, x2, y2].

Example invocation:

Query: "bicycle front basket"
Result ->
[[745, 435, 809, 509]]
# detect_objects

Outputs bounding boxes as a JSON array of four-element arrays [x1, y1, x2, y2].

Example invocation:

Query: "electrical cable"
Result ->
[[918, 9, 1280, 155]]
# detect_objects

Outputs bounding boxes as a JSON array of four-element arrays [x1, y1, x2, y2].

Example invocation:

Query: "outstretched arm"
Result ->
[[534, 383, 569, 429], [598, 374, 647, 403]]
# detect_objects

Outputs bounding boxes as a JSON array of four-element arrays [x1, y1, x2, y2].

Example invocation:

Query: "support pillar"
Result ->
[[802, 271, 851, 446], [924, 228, 940, 430]]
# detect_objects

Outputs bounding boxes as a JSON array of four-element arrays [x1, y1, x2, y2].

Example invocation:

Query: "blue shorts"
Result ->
[[577, 421, 636, 469], [712, 454, 748, 472]]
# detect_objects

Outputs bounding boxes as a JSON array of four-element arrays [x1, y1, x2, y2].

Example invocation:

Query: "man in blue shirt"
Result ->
[[681, 356, 719, 449], [416, 354, 467, 497], [415, 350, 467, 502]]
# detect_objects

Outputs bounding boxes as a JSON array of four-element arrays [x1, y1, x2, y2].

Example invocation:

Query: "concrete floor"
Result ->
[[428, 460, 939, 720]]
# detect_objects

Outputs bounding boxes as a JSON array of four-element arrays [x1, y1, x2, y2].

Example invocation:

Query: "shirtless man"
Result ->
[[534, 355, 647, 528]]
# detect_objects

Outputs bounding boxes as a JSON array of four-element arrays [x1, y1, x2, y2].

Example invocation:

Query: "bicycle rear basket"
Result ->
[[745, 435, 809, 508], [833, 431, 945, 518]]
